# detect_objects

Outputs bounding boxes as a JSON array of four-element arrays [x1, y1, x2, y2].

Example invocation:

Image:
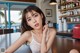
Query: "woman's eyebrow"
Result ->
[[32, 13, 37, 16], [26, 13, 37, 19], [26, 16, 30, 19]]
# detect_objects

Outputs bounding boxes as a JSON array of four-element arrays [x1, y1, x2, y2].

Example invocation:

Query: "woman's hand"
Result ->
[[43, 24, 48, 36], [41, 24, 49, 53], [41, 24, 56, 53]]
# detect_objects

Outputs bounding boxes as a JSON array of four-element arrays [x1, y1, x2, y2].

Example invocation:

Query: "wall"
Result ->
[[36, 0, 57, 23]]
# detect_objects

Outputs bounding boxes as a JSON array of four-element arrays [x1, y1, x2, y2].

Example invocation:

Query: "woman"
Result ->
[[5, 5, 56, 53]]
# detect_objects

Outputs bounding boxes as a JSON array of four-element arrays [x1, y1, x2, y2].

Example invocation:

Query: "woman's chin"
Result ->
[[34, 26, 42, 30]]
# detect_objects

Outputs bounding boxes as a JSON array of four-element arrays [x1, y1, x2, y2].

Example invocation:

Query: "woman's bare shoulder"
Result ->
[[49, 27, 57, 33], [21, 31, 32, 40], [48, 28, 56, 38]]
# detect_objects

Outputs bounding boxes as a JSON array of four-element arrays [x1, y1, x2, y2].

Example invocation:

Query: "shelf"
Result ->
[[57, 32, 72, 36], [60, 1, 80, 6], [57, 31, 72, 34], [60, 14, 80, 18], [60, 6, 80, 12], [58, 1, 80, 32], [67, 22, 80, 24], [60, 2, 71, 6]]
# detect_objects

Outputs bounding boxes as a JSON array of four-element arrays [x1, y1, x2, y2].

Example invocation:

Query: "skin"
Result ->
[[5, 10, 56, 53], [69, 49, 79, 53]]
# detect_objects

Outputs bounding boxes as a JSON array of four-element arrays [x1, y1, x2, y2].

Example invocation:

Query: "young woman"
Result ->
[[5, 5, 56, 53]]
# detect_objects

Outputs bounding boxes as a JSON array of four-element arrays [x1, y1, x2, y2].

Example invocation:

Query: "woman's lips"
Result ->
[[35, 23, 39, 27]]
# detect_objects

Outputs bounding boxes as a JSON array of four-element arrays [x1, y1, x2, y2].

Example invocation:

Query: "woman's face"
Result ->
[[26, 10, 43, 30]]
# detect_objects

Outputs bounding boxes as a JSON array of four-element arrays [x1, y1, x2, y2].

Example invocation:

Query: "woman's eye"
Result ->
[[34, 14, 38, 17], [27, 19, 31, 21]]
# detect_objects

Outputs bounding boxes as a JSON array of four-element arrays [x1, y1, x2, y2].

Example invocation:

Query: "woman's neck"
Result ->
[[34, 28, 43, 35]]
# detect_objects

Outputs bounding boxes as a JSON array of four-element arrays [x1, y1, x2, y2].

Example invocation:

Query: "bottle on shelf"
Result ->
[[79, 16, 80, 21], [76, 2, 79, 6], [58, 18, 63, 32], [70, 17, 74, 22], [67, 2, 71, 8], [61, 6, 66, 10], [70, 2, 74, 8], [67, 11, 70, 15], [74, 9, 78, 15], [61, 0, 65, 4], [66, 17, 71, 22], [73, 17, 76, 22], [79, 2, 80, 6], [63, 17, 68, 32], [63, 0, 66, 2], [77, 9, 80, 14], [70, 11, 74, 15], [77, 16, 80, 22]]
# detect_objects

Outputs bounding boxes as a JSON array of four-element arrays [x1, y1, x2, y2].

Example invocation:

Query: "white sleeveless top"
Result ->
[[29, 29, 52, 53]]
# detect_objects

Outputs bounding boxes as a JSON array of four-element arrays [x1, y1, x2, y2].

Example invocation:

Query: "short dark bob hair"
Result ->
[[21, 5, 46, 34]]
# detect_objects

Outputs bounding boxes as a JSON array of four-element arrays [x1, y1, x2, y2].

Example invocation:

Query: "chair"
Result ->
[[14, 45, 32, 53]]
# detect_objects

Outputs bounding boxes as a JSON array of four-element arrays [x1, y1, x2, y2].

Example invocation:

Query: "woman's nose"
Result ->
[[32, 18, 36, 23]]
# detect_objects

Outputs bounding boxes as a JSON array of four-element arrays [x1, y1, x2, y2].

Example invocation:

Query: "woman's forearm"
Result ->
[[41, 34, 47, 53], [5, 50, 13, 53]]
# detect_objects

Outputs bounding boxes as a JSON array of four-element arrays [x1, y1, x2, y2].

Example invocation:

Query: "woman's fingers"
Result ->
[[43, 24, 48, 33]]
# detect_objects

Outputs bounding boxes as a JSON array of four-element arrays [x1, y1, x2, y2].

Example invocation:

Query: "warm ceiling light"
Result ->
[[49, 0, 57, 5]]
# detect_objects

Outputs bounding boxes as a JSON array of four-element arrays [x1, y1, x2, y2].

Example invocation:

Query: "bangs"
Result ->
[[25, 10, 38, 19]]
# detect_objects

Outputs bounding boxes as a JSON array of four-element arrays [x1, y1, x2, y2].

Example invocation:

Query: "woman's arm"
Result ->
[[41, 32, 47, 53], [41, 25, 56, 53], [5, 31, 31, 53], [46, 28, 56, 52]]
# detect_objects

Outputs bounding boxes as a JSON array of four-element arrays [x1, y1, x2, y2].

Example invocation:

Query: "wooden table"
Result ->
[[52, 35, 80, 53]]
